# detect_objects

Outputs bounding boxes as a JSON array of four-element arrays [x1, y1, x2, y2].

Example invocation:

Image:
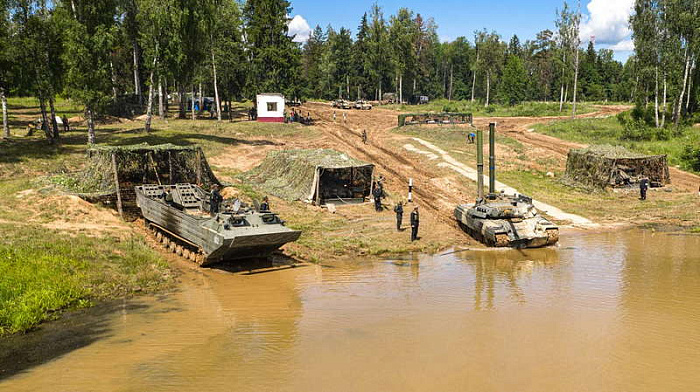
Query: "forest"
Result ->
[[0, 0, 698, 146]]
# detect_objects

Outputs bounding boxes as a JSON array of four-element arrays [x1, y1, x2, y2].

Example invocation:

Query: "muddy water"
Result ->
[[3, 229, 700, 391]]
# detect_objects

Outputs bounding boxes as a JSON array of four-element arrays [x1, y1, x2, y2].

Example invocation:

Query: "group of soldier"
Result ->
[[372, 176, 420, 242]]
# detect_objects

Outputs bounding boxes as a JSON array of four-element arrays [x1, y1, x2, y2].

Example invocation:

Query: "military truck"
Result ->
[[136, 184, 301, 266], [454, 124, 559, 248]]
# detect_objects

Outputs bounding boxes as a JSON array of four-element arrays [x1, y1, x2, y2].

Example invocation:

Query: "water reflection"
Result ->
[[452, 248, 561, 310]]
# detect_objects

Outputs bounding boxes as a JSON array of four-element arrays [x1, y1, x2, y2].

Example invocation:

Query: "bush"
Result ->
[[617, 111, 672, 141], [681, 144, 700, 172]]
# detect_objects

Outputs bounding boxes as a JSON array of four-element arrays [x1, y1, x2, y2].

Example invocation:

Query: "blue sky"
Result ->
[[287, 0, 635, 62]]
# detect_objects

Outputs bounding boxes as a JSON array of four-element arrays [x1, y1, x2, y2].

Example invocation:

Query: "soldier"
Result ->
[[62, 115, 70, 133], [260, 196, 270, 212], [362, 129, 368, 144], [333, 111, 337, 122], [394, 201, 404, 231], [343, 112, 347, 123], [372, 184, 383, 212], [410, 206, 420, 241], [210, 184, 223, 215], [640, 177, 649, 201]]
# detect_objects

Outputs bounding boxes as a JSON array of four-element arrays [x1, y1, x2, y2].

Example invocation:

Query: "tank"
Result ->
[[135, 184, 301, 266], [454, 123, 559, 248]]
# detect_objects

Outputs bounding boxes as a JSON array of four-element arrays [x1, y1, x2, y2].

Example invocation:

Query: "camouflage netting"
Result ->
[[564, 145, 670, 189], [76, 144, 220, 211], [244, 149, 374, 204], [398, 112, 473, 127]]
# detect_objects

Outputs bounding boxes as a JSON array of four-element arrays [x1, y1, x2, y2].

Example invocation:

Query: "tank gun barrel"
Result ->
[[477, 129, 484, 200], [489, 122, 496, 195]]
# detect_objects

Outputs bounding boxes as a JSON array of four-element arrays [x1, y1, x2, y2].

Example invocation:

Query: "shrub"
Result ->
[[681, 144, 700, 172]]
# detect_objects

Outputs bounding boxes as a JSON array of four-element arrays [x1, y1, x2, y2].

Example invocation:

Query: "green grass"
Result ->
[[384, 99, 597, 117], [532, 115, 700, 173], [0, 223, 171, 335], [0, 177, 172, 336]]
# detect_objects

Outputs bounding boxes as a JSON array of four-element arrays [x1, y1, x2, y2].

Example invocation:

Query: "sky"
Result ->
[[287, 0, 635, 62]]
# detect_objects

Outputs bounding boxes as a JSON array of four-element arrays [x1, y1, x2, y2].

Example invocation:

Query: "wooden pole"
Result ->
[[196, 149, 202, 185], [111, 153, 124, 219], [148, 152, 162, 185], [168, 151, 174, 184]]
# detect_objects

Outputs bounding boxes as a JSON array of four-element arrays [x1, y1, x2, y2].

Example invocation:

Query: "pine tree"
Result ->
[[499, 55, 528, 105], [243, 0, 301, 98], [353, 13, 370, 99]]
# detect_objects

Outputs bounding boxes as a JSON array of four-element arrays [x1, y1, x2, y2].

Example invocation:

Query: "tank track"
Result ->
[[145, 220, 207, 265]]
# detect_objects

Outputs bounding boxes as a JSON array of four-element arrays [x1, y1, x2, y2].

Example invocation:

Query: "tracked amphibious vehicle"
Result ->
[[135, 184, 301, 266], [454, 124, 559, 248]]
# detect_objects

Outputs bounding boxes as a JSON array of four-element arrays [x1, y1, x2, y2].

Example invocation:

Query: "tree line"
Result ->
[[0, 0, 697, 145], [303, 2, 633, 112], [630, 0, 700, 130]]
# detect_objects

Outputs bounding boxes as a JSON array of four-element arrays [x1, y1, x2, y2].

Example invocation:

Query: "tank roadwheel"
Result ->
[[494, 234, 510, 247], [546, 229, 560, 246], [156, 232, 163, 242], [175, 245, 183, 256], [162, 237, 170, 247], [194, 252, 206, 265], [183, 249, 191, 260], [168, 241, 177, 253]]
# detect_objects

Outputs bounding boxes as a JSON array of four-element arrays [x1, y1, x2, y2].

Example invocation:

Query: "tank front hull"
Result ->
[[204, 231, 302, 265]]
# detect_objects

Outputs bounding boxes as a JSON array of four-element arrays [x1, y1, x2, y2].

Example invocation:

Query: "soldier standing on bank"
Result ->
[[362, 129, 368, 144], [640, 177, 649, 201], [410, 206, 420, 241], [372, 184, 383, 212], [210, 184, 223, 215], [394, 201, 404, 231]]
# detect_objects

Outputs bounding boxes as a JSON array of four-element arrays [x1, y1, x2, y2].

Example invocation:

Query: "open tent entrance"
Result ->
[[315, 165, 374, 205]]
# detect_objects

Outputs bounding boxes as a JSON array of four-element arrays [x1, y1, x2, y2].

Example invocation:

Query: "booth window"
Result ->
[[267, 102, 277, 112]]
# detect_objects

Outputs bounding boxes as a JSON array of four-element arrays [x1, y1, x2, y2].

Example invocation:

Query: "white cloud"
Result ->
[[580, 0, 634, 44], [607, 39, 635, 51], [288, 15, 311, 43]]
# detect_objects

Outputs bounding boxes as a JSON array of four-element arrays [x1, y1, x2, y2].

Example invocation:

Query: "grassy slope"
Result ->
[[532, 116, 700, 173], [383, 99, 598, 117]]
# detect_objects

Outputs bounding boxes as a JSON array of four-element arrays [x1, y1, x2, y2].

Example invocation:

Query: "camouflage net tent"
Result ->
[[77, 144, 220, 215], [245, 149, 374, 205], [398, 112, 473, 127], [564, 145, 670, 189]]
